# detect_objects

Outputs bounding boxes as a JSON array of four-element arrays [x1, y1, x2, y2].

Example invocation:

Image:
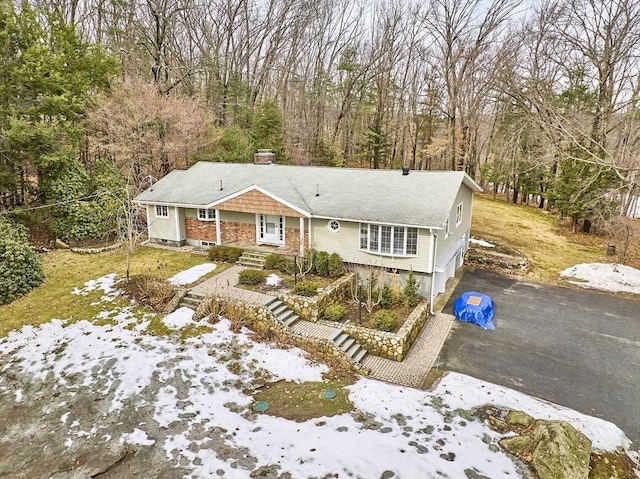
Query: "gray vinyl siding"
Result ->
[[311, 218, 433, 274], [147, 204, 178, 241]]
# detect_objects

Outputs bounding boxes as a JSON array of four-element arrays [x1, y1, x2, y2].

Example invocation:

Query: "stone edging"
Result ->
[[162, 288, 187, 315], [193, 294, 370, 375], [319, 302, 430, 361], [275, 273, 355, 321], [70, 242, 124, 254]]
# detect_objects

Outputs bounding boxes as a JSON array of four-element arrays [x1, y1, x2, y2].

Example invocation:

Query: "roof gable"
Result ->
[[212, 187, 307, 218]]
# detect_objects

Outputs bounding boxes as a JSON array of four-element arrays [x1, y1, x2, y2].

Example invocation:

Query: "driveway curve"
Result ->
[[437, 269, 640, 447]]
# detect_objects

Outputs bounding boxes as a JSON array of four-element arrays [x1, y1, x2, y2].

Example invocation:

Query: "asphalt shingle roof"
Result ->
[[134, 162, 481, 229]]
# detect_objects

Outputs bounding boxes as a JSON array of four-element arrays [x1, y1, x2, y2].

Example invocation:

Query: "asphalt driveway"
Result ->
[[437, 269, 640, 447]]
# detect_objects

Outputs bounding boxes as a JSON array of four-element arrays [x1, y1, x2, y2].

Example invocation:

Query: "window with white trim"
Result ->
[[455, 202, 463, 226], [445, 217, 450, 239], [359, 224, 418, 256], [198, 208, 216, 221], [155, 205, 168, 218], [328, 220, 341, 232]]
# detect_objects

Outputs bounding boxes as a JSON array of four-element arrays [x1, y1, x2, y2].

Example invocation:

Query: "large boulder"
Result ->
[[531, 421, 591, 479]]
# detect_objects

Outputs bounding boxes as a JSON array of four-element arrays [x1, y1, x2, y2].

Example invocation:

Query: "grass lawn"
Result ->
[[0, 246, 211, 336], [252, 379, 354, 422], [471, 196, 608, 283]]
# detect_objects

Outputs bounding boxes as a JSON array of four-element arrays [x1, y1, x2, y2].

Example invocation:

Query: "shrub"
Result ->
[[0, 218, 44, 305], [314, 251, 330, 276], [372, 310, 398, 332], [293, 280, 319, 296], [124, 275, 175, 312], [208, 246, 225, 261], [224, 247, 244, 263], [403, 268, 419, 307], [238, 268, 267, 285], [208, 245, 244, 263], [379, 285, 395, 308], [265, 253, 285, 270], [327, 253, 344, 276], [323, 304, 346, 321]]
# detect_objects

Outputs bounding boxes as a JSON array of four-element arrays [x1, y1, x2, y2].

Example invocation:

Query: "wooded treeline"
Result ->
[[1, 0, 639, 244]]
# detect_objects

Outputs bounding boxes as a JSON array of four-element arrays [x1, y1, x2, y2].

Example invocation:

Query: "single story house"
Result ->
[[134, 160, 482, 306]]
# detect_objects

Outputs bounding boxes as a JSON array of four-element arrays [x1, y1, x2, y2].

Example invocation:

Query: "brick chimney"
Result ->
[[254, 149, 275, 165]]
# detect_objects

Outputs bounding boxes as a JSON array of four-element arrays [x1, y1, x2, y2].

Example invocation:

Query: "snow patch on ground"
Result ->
[[560, 263, 640, 295], [265, 273, 282, 286], [161, 307, 196, 329], [0, 270, 634, 478], [469, 237, 495, 248], [121, 428, 156, 446], [167, 263, 217, 286], [71, 273, 118, 296]]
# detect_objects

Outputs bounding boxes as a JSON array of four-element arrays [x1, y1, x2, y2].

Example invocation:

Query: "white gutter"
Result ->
[[430, 232, 438, 315]]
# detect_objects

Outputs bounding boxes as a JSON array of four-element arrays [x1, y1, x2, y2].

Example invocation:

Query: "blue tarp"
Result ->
[[453, 291, 496, 330]]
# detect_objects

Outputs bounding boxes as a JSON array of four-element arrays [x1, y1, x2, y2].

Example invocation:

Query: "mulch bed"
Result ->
[[337, 301, 417, 333]]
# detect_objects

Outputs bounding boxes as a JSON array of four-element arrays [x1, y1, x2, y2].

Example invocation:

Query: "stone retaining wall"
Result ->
[[193, 293, 370, 375], [320, 301, 430, 361], [275, 273, 355, 321], [70, 242, 123, 254]]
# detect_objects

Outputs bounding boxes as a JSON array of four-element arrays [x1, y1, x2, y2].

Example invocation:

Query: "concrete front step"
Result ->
[[237, 259, 266, 268], [237, 251, 269, 269]]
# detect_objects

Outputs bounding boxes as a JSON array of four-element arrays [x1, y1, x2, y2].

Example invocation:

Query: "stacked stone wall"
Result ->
[[193, 293, 369, 375], [275, 273, 355, 321], [319, 302, 430, 361]]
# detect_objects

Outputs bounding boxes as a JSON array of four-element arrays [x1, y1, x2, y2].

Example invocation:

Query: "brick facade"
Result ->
[[221, 221, 256, 244], [185, 216, 308, 250], [284, 227, 309, 251], [185, 218, 217, 242]]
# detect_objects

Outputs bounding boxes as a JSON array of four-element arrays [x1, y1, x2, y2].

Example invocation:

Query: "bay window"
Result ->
[[359, 223, 418, 256]]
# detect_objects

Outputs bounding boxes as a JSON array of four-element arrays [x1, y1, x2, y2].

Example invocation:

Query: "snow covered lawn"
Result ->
[[167, 262, 217, 286], [0, 273, 634, 478], [560, 262, 640, 295]]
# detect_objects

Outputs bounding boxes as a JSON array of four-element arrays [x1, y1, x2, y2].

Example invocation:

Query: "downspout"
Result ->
[[430, 231, 438, 315]]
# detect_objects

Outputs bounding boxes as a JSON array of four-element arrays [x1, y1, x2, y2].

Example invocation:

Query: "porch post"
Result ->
[[174, 207, 181, 242], [215, 209, 221, 245], [299, 216, 305, 255]]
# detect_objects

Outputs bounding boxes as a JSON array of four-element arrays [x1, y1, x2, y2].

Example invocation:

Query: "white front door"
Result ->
[[258, 214, 284, 245]]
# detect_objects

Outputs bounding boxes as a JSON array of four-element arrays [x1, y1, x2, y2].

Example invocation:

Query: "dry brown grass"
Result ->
[[0, 246, 210, 336], [471, 196, 640, 283]]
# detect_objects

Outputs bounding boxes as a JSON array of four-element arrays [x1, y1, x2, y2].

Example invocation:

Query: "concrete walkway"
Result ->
[[190, 266, 273, 306], [189, 264, 460, 390]]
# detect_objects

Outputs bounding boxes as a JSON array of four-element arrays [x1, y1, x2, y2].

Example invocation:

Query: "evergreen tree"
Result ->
[[0, 217, 44, 305]]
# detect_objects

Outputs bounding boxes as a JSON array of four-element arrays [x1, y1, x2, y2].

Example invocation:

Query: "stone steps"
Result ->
[[265, 298, 300, 328], [179, 291, 206, 309], [237, 251, 269, 269], [328, 328, 368, 363]]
